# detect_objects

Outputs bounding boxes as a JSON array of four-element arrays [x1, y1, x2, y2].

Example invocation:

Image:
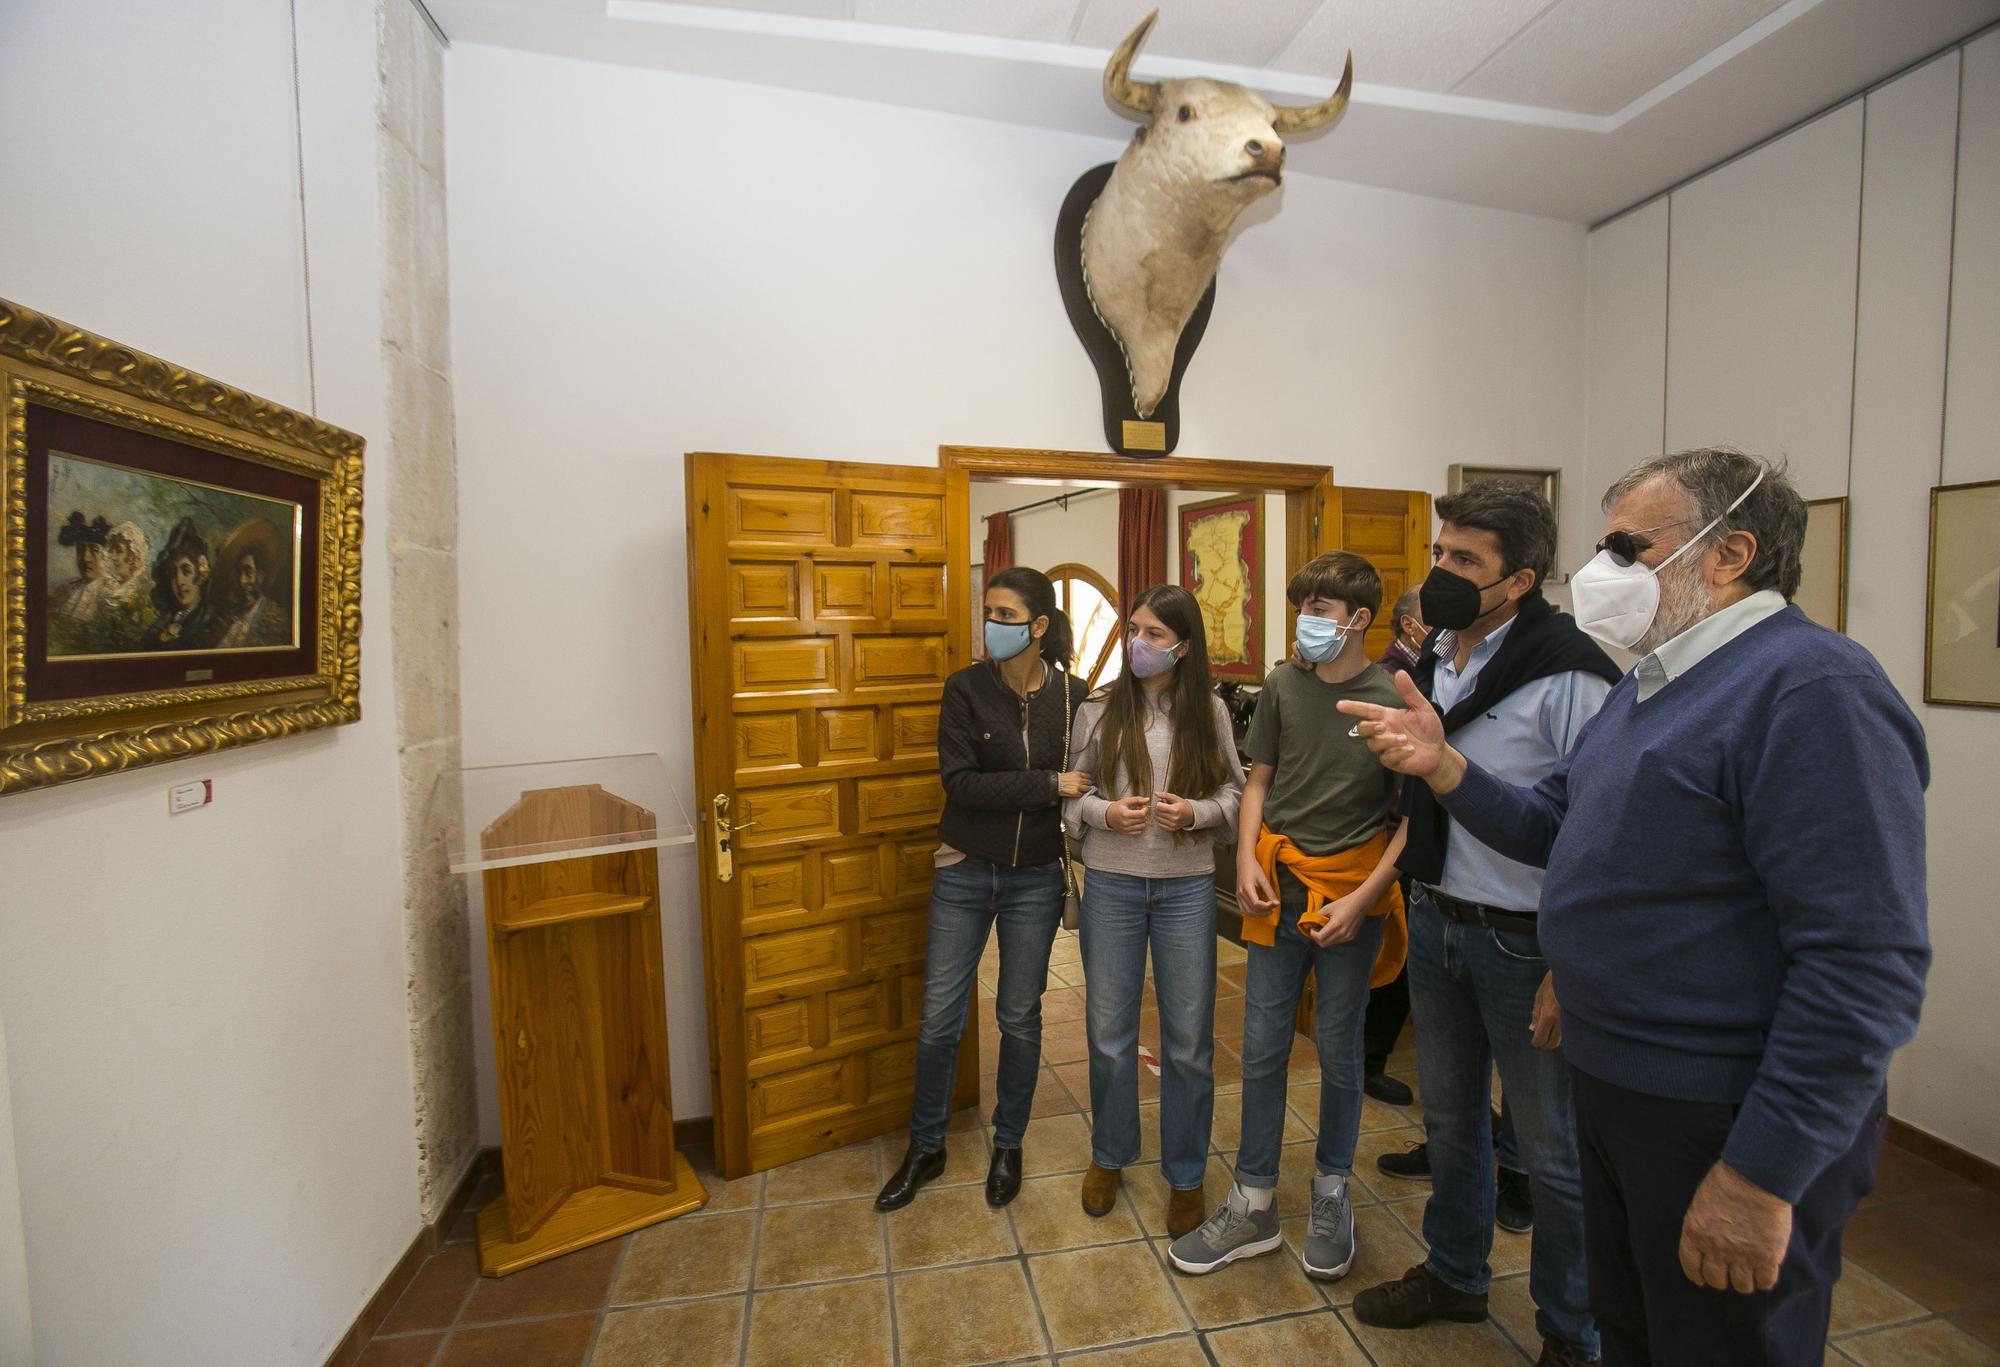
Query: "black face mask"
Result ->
[[1419, 565, 1510, 632]]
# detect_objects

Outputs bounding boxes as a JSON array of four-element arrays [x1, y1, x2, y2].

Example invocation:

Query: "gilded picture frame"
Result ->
[[1924, 479, 2000, 710], [1, 297, 365, 795], [1177, 492, 1263, 682]]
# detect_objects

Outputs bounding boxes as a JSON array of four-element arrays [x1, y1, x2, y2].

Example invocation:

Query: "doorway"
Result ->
[[684, 446, 1429, 1178]]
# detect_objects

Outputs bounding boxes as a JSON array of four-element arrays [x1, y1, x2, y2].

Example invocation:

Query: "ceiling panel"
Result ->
[[1454, 0, 1789, 113], [853, 0, 1080, 43], [1275, 0, 1553, 91], [672, 0, 850, 17], [1072, 0, 1325, 71]]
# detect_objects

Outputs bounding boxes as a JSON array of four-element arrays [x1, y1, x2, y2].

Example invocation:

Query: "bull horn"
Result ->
[[1271, 50, 1353, 134], [1103, 10, 1160, 118]]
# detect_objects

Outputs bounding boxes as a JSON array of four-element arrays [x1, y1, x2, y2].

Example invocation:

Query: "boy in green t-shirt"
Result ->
[[1169, 551, 1407, 1283]]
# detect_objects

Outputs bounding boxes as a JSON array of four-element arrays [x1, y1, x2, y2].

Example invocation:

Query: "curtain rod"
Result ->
[[984, 486, 1117, 521]]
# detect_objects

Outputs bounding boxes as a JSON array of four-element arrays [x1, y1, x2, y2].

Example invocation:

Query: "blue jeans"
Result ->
[[1232, 868, 1385, 1188], [907, 856, 1063, 1151], [1406, 888, 1597, 1356], [1079, 869, 1217, 1190]]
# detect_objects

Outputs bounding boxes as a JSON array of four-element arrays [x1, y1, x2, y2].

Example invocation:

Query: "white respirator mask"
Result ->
[[1570, 466, 1765, 651]]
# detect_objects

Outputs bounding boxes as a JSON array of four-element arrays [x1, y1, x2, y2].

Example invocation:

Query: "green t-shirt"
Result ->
[[1243, 662, 1404, 857]]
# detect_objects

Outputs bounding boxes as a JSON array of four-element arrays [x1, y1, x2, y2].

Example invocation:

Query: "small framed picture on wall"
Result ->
[[1177, 493, 1263, 681], [1797, 497, 1849, 633], [1925, 479, 2000, 709], [1448, 464, 1563, 578]]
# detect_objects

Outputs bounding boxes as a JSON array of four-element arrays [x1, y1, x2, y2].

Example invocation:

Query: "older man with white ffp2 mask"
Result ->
[[1337, 448, 1931, 1367]]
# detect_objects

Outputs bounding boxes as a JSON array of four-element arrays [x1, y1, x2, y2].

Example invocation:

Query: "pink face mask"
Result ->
[[1126, 633, 1184, 678]]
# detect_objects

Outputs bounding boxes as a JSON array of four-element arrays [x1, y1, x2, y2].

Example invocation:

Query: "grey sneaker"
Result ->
[[1166, 1184, 1282, 1274], [1302, 1172, 1356, 1280]]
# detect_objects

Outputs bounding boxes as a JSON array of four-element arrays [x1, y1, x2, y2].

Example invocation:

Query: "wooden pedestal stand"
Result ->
[[476, 783, 706, 1276]]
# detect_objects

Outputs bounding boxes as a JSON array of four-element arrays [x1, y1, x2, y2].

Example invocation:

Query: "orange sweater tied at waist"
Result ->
[[1242, 827, 1407, 990]]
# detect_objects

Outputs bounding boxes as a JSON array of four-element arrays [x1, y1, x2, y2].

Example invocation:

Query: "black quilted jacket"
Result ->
[[933, 659, 1085, 867]]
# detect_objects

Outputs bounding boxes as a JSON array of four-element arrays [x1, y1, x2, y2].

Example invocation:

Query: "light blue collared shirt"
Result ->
[[1634, 589, 1789, 701], [1433, 614, 1613, 913]]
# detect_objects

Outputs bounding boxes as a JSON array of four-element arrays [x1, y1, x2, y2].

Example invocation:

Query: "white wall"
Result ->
[[447, 43, 1588, 1125], [0, 2, 423, 1363], [1582, 37, 2000, 1163], [0, 1015, 31, 1367], [969, 482, 1120, 588]]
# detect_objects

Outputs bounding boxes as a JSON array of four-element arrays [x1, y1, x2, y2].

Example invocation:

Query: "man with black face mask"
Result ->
[[1351, 482, 1620, 1367]]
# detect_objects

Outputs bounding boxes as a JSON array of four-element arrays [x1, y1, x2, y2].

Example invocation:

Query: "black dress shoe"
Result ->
[[876, 1143, 945, 1211], [1376, 1141, 1433, 1182], [1364, 1072, 1414, 1106], [985, 1145, 1023, 1207], [1496, 1166, 1536, 1233]]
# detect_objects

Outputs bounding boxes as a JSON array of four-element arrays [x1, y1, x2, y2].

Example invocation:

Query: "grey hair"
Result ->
[[1391, 586, 1423, 631], [1600, 447, 1807, 599]]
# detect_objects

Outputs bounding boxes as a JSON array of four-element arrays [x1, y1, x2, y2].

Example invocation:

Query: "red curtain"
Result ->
[[982, 513, 1013, 582], [1117, 487, 1166, 621]]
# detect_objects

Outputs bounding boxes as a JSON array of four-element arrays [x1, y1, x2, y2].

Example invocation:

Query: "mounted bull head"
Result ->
[[1080, 10, 1352, 419]]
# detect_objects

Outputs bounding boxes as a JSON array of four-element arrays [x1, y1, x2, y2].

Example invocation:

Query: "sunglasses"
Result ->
[[1595, 518, 1697, 568]]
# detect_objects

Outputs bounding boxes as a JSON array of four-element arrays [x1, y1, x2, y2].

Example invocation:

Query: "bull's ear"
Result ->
[[1103, 10, 1160, 119], [1272, 50, 1352, 134]]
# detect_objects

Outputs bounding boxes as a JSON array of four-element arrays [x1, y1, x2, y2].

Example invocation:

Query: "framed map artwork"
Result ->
[[1178, 493, 1262, 682]]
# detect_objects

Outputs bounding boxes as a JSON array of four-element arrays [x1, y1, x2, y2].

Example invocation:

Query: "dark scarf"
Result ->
[[1398, 590, 1623, 886]]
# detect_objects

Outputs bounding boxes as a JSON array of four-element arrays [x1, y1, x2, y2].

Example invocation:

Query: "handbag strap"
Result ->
[[1057, 671, 1077, 885]]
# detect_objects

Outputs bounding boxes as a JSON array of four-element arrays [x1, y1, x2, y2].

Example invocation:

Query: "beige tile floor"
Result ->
[[360, 928, 2000, 1366]]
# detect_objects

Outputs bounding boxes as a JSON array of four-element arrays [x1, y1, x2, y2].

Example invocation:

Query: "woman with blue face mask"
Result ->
[[878, 565, 1090, 1214], [1065, 585, 1245, 1237]]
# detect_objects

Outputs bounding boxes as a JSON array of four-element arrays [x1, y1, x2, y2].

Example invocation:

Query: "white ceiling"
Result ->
[[425, 0, 1999, 221]]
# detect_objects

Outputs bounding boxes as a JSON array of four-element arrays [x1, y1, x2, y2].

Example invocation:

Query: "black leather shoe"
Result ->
[[1376, 1141, 1433, 1182], [1364, 1072, 1414, 1106], [985, 1145, 1023, 1207], [875, 1144, 945, 1211], [1496, 1166, 1536, 1233]]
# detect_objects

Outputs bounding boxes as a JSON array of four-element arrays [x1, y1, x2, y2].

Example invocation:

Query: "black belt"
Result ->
[[1416, 885, 1539, 937]]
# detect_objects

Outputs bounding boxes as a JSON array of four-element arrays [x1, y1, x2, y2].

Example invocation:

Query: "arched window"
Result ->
[[1047, 563, 1123, 691]]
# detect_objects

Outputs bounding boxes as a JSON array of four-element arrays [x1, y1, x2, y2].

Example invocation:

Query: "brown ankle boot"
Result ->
[[1167, 1186, 1207, 1239], [1081, 1163, 1121, 1217]]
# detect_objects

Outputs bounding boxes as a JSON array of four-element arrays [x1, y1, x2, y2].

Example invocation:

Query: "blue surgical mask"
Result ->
[[985, 619, 1034, 662], [1126, 634, 1183, 678], [1295, 613, 1355, 663]]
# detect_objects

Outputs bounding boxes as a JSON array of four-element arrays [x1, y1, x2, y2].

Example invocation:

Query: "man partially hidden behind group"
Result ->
[[1343, 448, 1930, 1367]]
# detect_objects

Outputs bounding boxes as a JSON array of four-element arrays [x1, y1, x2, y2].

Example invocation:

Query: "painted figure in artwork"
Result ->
[[209, 518, 292, 649], [48, 511, 116, 629], [139, 518, 218, 650]]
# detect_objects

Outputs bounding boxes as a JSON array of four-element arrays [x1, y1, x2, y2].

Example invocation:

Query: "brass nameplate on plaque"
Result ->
[[185, 669, 214, 682], [1121, 420, 1166, 452]]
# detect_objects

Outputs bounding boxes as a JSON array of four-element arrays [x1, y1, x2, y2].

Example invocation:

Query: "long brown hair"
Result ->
[[1092, 584, 1232, 809]]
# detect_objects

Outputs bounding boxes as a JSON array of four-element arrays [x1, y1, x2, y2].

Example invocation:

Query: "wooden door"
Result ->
[[1315, 481, 1432, 657], [686, 453, 972, 1178]]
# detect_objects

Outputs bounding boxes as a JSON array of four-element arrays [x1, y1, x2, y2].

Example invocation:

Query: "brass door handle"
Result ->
[[711, 793, 754, 881]]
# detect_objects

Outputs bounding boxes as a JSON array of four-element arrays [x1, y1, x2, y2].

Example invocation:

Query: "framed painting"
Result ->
[[1, 297, 364, 795], [1449, 464, 1562, 573], [1797, 497, 1849, 633], [1178, 492, 1262, 681], [1925, 479, 2000, 709]]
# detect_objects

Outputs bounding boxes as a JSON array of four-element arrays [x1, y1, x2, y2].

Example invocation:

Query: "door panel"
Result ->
[[1316, 481, 1432, 659], [688, 453, 971, 1177]]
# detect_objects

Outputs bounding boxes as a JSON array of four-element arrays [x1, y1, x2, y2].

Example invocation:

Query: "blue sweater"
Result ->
[[1445, 606, 1930, 1203]]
